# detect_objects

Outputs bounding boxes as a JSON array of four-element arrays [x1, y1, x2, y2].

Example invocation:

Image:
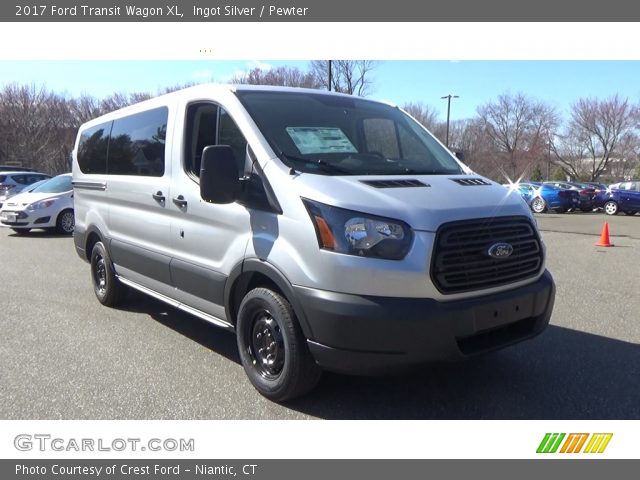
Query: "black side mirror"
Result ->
[[455, 151, 465, 163], [200, 145, 239, 204]]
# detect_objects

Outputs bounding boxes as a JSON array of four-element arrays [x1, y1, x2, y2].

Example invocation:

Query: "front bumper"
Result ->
[[295, 270, 555, 374], [0, 209, 54, 229]]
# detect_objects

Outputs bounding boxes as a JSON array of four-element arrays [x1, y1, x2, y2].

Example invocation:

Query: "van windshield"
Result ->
[[236, 90, 463, 176]]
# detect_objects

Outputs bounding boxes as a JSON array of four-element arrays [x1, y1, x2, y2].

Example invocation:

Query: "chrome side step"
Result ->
[[117, 276, 235, 331]]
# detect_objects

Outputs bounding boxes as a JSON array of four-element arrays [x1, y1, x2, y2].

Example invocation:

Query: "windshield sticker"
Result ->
[[286, 127, 358, 154]]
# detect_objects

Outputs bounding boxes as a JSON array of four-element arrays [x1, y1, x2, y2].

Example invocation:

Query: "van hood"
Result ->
[[292, 174, 531, 231]]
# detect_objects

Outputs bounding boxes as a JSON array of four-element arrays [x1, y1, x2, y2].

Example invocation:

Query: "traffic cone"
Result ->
[[595, 222, 614, 247]]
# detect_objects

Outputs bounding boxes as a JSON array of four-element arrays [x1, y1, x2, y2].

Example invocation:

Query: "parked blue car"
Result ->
[[597, 180, 640, 215], [513, 182, 581, 213]]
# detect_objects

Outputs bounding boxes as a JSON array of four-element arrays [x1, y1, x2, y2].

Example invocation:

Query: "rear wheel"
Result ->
[[531, 197, 547, 213], [236, 287, 321, 402], [604, 201, 619, 215], [56, 209, 74, 234], [11, 228, 30, 235], [90, 241, 127, 306]]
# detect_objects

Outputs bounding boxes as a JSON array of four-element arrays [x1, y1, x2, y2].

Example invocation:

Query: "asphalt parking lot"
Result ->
[[0, 211, 638, 420]]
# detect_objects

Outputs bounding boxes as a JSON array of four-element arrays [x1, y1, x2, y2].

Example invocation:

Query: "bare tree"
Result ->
[[553, 95, 638, 180], [446, 118, 497, 177], [310, 60, 379, 96], [402, 102, 440, 132], [99, 91, 153, 114], [477, 92, 558, 181], [230, 66, 320, 89], [0, 83, 57, 171]]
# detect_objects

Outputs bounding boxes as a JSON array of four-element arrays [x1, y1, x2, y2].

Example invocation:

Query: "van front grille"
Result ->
[[431, 216, 543, 294]]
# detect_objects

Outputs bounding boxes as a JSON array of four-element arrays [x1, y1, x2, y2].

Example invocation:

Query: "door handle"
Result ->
[[173, 195, 188, 208], [152, 191, 165, 203]]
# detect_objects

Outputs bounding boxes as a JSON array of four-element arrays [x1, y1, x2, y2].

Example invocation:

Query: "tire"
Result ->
[[56, 209, 75, 235], [236, 287, 321, 402], [11, 228, 30, 235], [90, 241, 127, 306], [604, 201, 619, 216], [531, 197, 547, 213]]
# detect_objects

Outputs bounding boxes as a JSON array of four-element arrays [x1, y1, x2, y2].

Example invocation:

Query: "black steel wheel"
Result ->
[[237, 288, 321, 401], [90, 241, 126, 306]]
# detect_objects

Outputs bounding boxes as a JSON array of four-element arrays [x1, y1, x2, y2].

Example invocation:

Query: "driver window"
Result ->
[[185, 103, 248, 178], [185, 103, 217, 177]]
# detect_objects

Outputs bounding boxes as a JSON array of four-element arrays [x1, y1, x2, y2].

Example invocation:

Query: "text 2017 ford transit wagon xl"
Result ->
[[72, 85, 555, 401]]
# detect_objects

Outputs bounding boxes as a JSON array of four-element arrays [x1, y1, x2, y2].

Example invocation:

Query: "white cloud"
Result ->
[[248, 60, 272, 71], [191, 69, 215, 81]]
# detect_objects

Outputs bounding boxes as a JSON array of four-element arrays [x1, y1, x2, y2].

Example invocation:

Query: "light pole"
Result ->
[[441, 94, 459, 149], [328, 60, 332, 92]]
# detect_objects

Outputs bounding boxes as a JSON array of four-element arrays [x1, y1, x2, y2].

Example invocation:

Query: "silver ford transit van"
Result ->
[[72, 85, 555, 401]]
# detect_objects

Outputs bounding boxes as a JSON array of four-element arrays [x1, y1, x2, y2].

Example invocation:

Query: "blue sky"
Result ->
[[1, 60, 639, 121]]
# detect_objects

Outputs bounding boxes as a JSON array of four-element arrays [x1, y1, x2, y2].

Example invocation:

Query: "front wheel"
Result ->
[[604, 201, 619, 215], [90, 241, 127, 306], [236, 288, 321, 402], [531, 197, 547, 213], [56, 209, 75, 234]]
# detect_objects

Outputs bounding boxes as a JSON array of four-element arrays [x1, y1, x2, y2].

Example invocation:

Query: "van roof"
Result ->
[[83, 84, 398, 127]]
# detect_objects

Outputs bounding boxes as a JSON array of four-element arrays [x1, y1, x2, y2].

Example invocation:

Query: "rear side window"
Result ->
[[11, 175, 27, 184], [78, 122, 111, 174], [109, 107, 168, 176], [77, 107, 168, 176]]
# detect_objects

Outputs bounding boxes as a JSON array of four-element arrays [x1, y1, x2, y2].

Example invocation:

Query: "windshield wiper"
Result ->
[[282, 154, 352, 175]]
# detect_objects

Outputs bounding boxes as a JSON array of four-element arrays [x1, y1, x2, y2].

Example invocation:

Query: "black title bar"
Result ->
[[3, 459, 640, 480], [5, 0, 640, 21]]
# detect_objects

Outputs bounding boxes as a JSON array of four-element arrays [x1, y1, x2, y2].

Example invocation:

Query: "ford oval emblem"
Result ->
[[488, 242, 514, 259]]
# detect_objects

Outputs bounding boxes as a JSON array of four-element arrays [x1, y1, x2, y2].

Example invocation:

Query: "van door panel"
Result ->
[[168, 101, 252, 317], [107, 175, 172, 285]]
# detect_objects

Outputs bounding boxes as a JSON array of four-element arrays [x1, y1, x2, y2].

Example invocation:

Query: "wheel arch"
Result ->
[[224, 259, 313, 340], [83, 226, 108, 262]]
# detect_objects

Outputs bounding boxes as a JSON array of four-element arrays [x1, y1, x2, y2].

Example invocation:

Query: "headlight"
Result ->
[[302, 198, 413, 260], [27, 199, 56, 211]]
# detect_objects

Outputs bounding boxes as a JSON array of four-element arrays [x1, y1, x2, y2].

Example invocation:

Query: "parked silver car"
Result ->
[[0, 171, 51, 208]]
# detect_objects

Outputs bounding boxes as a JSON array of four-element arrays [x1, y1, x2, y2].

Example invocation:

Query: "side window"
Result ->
[[185, 103, 218, 177], [12, 175, 27, 185], [108, 107, 167, 176], [363, 118, 400, 159], [218, 108, 248, 176], [77, 122, 111, 174], [184, 103, 249, 178]]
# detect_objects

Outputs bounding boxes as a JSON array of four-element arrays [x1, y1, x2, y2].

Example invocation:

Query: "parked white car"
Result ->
[[0, 173, 74, 235]]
